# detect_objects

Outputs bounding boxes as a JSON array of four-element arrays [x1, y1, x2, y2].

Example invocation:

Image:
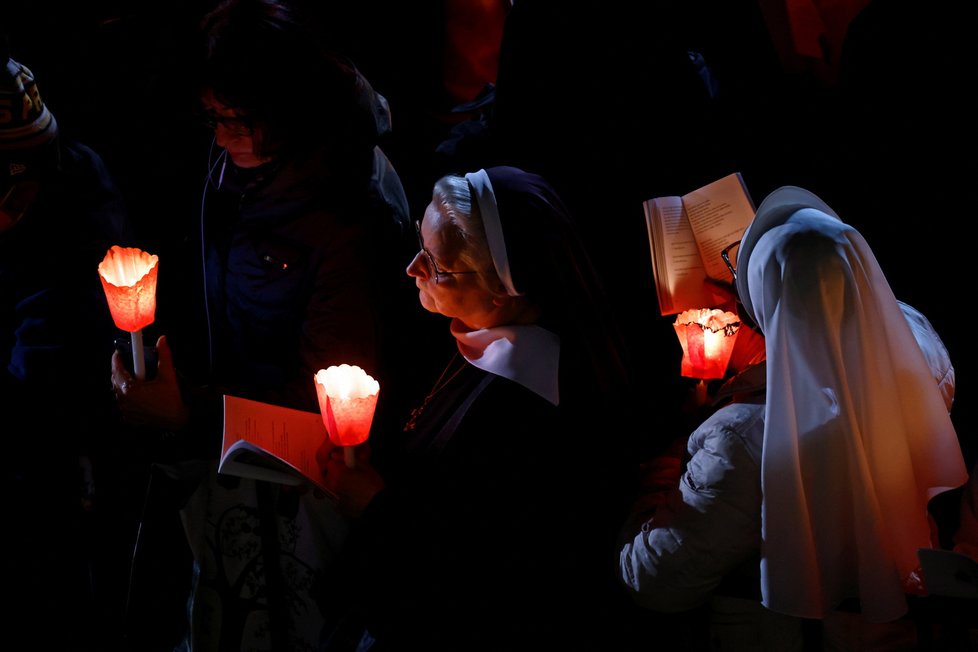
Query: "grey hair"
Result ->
[[431, 174, 502, 293]]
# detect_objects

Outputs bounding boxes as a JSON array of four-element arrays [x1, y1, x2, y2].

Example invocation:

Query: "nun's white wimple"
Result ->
[[466, 169, 523, 296]]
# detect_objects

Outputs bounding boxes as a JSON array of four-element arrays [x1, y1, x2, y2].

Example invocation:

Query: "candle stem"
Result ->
[[695, 379, 708, 407], [344, 446, 356, 468], [131, 329, 146, 380]]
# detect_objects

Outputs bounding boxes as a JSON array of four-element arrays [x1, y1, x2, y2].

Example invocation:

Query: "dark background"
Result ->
[[3, 0, 975, 494], [1, 2, 975, 648]]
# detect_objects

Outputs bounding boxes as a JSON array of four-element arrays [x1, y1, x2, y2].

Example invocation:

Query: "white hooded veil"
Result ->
[[739, 188, 968, 622]]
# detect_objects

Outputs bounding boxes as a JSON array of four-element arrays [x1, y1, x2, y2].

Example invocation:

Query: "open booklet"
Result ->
[[219, 394, 336, 499], [643, 172, 756, 315]]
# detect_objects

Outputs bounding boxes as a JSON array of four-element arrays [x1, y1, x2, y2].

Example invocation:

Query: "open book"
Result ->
[[643, 172, 756, 315], [219, 394, 336, 499]]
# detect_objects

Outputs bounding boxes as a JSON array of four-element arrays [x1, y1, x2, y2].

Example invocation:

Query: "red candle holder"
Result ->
[[98, 245, 159, 379], [314, 364, 380, 468]]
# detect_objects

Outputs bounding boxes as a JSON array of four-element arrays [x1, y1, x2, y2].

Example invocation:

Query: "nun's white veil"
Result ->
[[739, 187, 968, 622]]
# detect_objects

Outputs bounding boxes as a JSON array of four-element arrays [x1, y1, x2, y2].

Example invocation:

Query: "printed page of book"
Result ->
[[220, 394, 335, 497], [682, 172, 755, 282], [643, 196, 718, 316]]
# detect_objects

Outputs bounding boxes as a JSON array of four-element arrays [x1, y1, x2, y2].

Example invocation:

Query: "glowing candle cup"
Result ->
[[98, 246, 159, 380], [674, 308, 741, 403], [314, 364, 380, 468]]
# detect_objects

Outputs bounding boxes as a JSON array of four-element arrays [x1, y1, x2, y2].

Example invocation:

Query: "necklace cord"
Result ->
[[404, 351, 465, 431]]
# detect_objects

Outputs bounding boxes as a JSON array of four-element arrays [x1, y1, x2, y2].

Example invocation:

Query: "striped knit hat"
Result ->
[[0, 56, 59, 153]]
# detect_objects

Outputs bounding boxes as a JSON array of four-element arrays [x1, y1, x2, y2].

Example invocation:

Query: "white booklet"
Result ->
[[643, 172, 755, 315], [219, 394, 336, 499]]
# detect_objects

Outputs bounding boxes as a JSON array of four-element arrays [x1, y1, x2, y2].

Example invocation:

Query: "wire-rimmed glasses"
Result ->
[[721, 240, 741, 282], [201, 110, 253, 136], [415, 220, 478, 283]]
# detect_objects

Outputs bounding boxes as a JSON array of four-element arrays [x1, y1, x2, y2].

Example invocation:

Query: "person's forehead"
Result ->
[[423, 202, 468, 256], [421, 202, 450, 238]]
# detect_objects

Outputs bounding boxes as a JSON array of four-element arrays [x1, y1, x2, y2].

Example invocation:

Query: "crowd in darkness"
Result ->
[[2, 0, 976, 646], [6, 0, 974, 422]]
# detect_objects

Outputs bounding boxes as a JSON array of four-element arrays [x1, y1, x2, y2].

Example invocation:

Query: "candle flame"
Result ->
[[315, 364, 379, 399]]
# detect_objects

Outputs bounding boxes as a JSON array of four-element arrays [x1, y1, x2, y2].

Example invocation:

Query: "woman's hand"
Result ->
[[321, 443, 386, 519], [111, 334, 189, 431]]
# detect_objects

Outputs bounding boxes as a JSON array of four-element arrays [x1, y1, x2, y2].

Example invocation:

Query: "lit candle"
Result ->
[[673, 308, 741, 380], [314, 364, 380, 468], [98, 246, 159, 380]]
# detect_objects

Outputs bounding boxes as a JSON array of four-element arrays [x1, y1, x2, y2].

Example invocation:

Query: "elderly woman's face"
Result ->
[[407, 201, 500, 329]]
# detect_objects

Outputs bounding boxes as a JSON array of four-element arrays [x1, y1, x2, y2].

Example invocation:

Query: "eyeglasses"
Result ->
[[201, 110, 253, 136], [415, 220, 478, 282], [721, 240, 741, 282]]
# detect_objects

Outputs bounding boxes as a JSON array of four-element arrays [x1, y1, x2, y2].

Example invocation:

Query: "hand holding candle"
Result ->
[[314, 364, 379, 468], [98, 246, 159, 380]]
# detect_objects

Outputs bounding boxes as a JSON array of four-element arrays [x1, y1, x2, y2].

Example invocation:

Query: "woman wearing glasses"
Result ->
[[319, 166, 648, 651], [109, 1, 421, 650], [619, 186, 968, 649]]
